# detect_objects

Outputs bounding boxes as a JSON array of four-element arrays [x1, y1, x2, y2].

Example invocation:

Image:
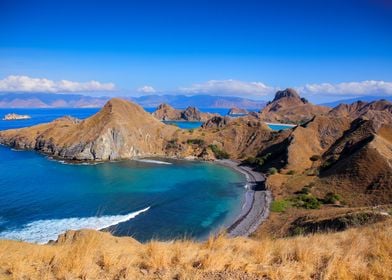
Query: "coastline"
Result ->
[[215, 159, 272, 237]]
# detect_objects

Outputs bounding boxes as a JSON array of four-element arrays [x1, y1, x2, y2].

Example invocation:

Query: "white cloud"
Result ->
[[137, 85, 156, 93], [179, 79, 276, 97], [0, 75, 116, 93], [299, 80, 392, 96]]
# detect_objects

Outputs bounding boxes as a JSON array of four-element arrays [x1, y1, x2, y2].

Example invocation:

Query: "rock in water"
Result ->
[[2, 113, 31, 120]]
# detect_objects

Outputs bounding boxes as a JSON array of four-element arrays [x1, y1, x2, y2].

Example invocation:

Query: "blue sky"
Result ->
[[0, 0, 391, 102]]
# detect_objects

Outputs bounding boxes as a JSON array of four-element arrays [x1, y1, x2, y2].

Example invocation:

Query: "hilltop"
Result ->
[[259, 88, 330, 124]]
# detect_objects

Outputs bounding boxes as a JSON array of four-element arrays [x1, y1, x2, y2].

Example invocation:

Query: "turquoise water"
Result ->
[[0, 109, 246, 243], [267, 124, 296, 131]]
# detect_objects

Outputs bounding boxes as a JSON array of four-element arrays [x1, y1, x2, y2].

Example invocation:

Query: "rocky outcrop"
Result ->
[[259, 88, 329, 124], [152, 103, 217, 121], [2, 113, 31, 120]]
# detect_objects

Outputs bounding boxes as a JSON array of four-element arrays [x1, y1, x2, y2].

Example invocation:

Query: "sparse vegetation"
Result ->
[[242, 153, 272, 169], [209, 144, 230, 159], [1, 221, 392, 279], [186, 138, 205, 146], [323, 192, 342, 204], [271, 199, 291, 212], [292, 193, 321, 209], [268, 167, 278, 175], [287, 170, 295, 175], [166, 139, 178, 149]]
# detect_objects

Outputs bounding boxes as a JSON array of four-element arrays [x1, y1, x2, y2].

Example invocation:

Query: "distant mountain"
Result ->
[[0, 93, 109, 108], [130, 94, 266, 109], [0, 93, 266, 109], [321, 96, 392, 108]]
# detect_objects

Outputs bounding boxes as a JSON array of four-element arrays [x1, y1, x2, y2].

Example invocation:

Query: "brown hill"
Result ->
[[328, 100, 392, 127], [255, 108, 392, 207], [152, 103, 217, 121], [0, 98, 177, 161], [259, 88, 329, 124], [163, 114, 282, 160]]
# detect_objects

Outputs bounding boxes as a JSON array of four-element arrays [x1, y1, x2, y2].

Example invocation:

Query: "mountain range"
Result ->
[[0, 93, 266, 109]]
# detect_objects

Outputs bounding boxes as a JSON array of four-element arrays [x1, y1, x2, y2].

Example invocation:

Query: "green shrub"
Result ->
[[268, 167, 278, 175], [186, 139, 205, 146], [323, 192, 342, 204], [271, 199, 290, 212], [209, 144, 230, 159], [293, 194, 321, 209], [299, 187, 311, 195]]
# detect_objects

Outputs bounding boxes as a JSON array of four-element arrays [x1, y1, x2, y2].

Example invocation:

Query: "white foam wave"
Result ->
[[136, 159, 172, 165], [0, 207, 150, 244]]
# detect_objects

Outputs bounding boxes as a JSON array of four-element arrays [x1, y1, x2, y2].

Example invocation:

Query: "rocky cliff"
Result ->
[[259, 88, 329, 124], [152, 103, 217, 121]]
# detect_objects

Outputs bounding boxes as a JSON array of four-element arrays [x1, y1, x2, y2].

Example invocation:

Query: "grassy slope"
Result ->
[[0, 220, 391, 280]]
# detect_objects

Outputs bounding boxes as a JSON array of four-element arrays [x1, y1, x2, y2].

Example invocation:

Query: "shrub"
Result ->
[[271, 199, 291, 213], [186, 139, 205, 146], [310, 155, 321, 161], [323, 192, 342, 204], [209, 144, 230, 159], [299, 187, 310, 195], [293, 194, 321, 209], [287, 170, 295, 175], [268, 167, 278, 175]]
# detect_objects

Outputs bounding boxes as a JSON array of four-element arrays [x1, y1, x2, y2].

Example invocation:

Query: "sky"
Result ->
[[0, 0, 391, 102]]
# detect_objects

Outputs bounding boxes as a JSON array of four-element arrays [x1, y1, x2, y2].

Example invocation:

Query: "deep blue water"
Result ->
[[0, 108, 246, 243]]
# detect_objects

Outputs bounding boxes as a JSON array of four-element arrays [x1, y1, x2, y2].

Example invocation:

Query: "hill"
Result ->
[[0, 219, 390, 279], [0, 98, 177, 160], [152, 103, 217, 121], [321, 95, 392, 107], [259, 88, 330, 124]]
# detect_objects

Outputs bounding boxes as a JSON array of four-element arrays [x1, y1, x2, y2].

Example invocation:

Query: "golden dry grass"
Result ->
[[0, 220, 391, 280]]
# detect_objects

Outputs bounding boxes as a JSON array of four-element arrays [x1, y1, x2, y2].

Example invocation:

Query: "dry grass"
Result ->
[[0, 220, 391, 280]]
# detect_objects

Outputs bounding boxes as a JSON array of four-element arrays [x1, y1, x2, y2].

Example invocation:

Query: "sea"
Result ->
[[0, 107, 292, 244]]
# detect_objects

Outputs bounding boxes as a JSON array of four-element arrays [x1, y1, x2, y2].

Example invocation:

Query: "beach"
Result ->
[[216, 160, 272, 237]]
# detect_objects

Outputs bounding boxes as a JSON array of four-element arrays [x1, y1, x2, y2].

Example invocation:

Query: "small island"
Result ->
[[228, 107, 249, 116], [2, 113, 31, 121]]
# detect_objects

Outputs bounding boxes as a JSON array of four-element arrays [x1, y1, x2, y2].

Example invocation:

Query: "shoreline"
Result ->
[[215, 159, 272, 237]]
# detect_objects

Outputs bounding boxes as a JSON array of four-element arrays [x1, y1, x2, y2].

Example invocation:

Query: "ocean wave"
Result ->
[[135, 159, 172, 165], [0, 207, 150, 244]]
